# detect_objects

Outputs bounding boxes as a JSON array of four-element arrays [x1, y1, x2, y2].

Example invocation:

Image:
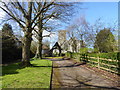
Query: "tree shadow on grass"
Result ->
[[31, 64, 52, 68], [2, 63, 21, 76], [2, 62, 52, 76]]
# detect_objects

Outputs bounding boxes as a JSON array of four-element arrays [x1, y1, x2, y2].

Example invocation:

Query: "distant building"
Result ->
[[58, 30, 67, 46], [48, 42, 62, 56], [58, 30, 86, 53], [66, 37, 81, 53]]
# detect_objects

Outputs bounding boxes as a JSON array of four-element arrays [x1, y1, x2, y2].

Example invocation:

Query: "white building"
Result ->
[[58, 30, 84, 53]]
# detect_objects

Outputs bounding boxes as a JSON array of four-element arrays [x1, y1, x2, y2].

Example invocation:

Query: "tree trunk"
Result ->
[[39, 36, 42, 59], [21, 2, 33, 67], [35, 36, 42, 59], [21, 31, 32, 67], [35, 15, 43, 59], [35, 44, 40, 58]]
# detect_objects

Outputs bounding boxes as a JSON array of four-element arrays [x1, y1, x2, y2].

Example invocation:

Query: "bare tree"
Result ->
[[86, 18, 104, 49], [0, 1, 57, 66], [66, 16, 89, 52], [67, 28, 78, 52], [33, 2, 77, 58]]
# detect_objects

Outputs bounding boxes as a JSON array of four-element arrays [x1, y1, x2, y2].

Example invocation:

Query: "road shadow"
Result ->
[[53, 62, 86, 68], [62, 74, 120, 89], [44, 57, 86, 68], [43, 58, 64, 61], [43, 57, 71, 61]]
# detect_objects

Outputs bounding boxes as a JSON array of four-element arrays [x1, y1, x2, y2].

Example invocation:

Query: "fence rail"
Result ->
[[89, 57, 118, 62], [87, 56, 119, 74], [66, 52, 120, 74]]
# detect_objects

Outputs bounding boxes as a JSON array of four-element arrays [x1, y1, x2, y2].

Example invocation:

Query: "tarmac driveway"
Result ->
[[50, 58, 120, 89]]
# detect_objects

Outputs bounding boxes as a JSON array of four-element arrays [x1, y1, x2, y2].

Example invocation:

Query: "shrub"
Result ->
[[88, 52, 119, 60], [61, 53, 65, 56]]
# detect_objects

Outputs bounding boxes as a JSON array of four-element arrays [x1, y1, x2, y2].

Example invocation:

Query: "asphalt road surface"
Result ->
[[50, 58, 120, 89]]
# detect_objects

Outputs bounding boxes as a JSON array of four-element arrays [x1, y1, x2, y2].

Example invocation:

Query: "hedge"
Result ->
[[88, 52, 119, 60], [66, 52, 120, 61]]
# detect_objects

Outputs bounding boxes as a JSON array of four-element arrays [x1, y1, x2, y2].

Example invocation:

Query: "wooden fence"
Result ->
[[66, 52, 120, 74], [85, 56, 119, 74]]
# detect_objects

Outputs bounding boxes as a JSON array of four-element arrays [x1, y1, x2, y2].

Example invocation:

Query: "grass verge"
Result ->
[[1, 59, 52, 88]]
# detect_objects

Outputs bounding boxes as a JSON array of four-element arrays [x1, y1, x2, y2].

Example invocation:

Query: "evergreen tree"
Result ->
[[2, 23, 22, 64], [94, 28, 117, 53], [2, 23, 13, 36]]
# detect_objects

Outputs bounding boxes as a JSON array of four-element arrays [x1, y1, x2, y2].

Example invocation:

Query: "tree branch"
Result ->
[[0, 18, 12, 25], [0, 5, 25, 30], [31, 2, 54, 25], [16, 2, 27, 17]]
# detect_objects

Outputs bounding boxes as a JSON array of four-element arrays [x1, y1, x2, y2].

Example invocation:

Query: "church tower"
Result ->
[[58, 30, 67, 46]]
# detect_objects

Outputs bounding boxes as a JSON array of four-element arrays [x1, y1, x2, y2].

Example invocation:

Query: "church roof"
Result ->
[[52, 42, 61, 50]]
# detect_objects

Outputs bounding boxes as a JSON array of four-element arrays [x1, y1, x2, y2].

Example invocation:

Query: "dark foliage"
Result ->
[[2, 23, 22, 64], [2, 35, 22, 64], [94, 28, 117, 53]]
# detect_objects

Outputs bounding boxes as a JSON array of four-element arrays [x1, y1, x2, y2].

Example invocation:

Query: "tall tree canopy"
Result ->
[[2, 23, 13, 36], [33, 2, 77, 59], [94, 28, 117, 53], [0, 2, 37, 66], [0, 1, 77, 66], [2, 23, 22, 64]]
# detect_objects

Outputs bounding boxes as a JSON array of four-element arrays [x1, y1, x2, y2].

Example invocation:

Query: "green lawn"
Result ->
[[1, 59, 52, 88]]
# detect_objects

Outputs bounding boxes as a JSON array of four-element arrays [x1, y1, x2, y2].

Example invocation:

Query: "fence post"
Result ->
[[117, 52, 120, 75], [98, 57, 100, 68], [97, 53, 100, 69]]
